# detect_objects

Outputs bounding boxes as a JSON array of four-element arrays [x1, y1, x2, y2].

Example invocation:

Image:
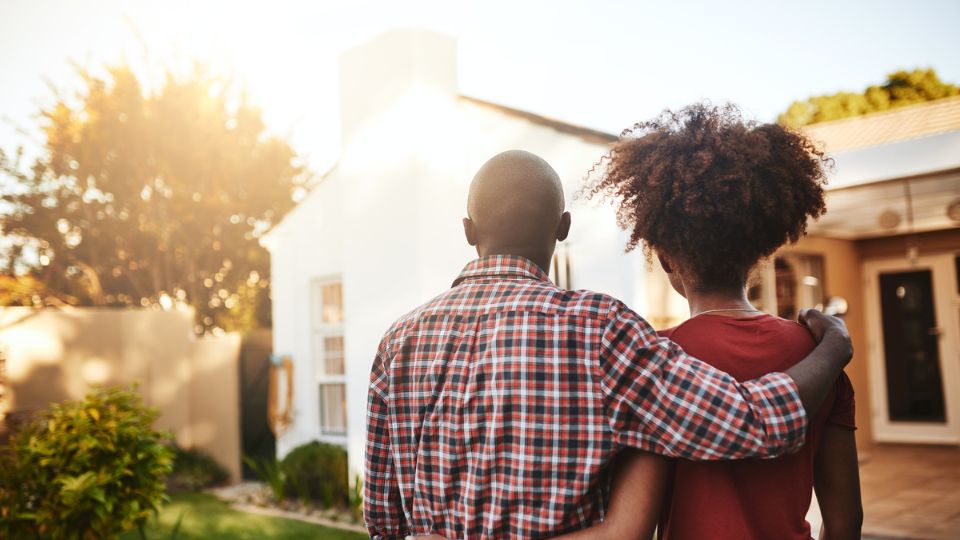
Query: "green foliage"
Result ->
[[0, 275, 76, 307], [349, 474, 363, 522], [0, 386, 174, 539], [243, 442, 350, 510], [166, 445, 230, 493], [0, 63, 311, 333], [779, 68, 960, 128], [280, 441, 349, 509], [242, 455, 286, 503]]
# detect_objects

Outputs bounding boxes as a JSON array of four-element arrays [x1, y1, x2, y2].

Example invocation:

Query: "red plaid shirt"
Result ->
[[365, 255, 807, 539]]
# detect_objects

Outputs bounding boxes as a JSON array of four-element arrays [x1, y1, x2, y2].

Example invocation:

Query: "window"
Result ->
[[749, 253, 826, 319], [312, 279, 347, 436]]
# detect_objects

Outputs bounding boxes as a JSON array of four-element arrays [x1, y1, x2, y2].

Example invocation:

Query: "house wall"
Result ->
[[264, 98, 659, 477], [783, 235, 872, 449], [0, 307, 242, 481], [856, 228, 960, 259], [265, 171, 347, 457], [781, 229, 960, 451]]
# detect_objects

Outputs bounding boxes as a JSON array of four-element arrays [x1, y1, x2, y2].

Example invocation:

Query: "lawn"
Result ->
[[121, 493, 368, 540]]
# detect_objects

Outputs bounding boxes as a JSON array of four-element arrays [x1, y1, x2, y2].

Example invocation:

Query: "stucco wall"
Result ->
[[0, 307, 242, 482], [784, 235, 872, 449], [855, 228, 960, 259]]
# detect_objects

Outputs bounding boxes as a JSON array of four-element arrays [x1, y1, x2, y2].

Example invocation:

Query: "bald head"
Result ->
[[463, 150, 570, 270]]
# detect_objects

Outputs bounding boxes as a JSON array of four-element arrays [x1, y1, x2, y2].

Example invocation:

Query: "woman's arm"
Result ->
[[814, 425, 863, 540], [556, 450, 670, 540]]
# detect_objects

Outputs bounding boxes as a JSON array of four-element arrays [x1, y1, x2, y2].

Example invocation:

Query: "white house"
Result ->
[[260, 29, 665, 476], [264, 28, 960, 484]]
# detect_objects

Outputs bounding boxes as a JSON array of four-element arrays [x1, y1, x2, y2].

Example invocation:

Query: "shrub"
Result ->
[[167, 445, 230, 493], [349, 474, 363, 522], [280, 441, 349, 508], [243, 455, 286, 503], [0, 386, 173, 539]]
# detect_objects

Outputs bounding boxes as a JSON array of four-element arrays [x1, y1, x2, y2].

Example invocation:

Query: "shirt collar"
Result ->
[[452, 255, 551, 287]]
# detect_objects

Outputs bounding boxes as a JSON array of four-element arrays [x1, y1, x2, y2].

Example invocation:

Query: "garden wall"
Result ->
[[0, 307, 241, 482]]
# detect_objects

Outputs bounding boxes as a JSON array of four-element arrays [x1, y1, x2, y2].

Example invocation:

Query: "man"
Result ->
[[364, 150, 852, 539]]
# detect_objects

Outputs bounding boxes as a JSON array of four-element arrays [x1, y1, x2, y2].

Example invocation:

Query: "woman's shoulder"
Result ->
[[658, 314, 817, 376], [659, 313, 813, 341]]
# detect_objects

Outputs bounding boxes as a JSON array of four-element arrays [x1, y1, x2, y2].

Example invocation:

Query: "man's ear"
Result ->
[[463, 217, 478, 246], [657, 253, 673, 274], [556, 211, 571, 242]]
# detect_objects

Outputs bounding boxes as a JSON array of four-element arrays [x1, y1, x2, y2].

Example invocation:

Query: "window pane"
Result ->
[[774, 258, 797, 319], [319, 384, 347, 434], [323, 336, 345, 375], [773, 254, 826, 320], [322, 282, 343, 323], [879, 270, 946, 423]]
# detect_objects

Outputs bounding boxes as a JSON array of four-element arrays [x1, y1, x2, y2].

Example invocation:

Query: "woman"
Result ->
[[569, 103, 862, 540]]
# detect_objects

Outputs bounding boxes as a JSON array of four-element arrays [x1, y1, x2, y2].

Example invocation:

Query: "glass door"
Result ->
[[878, 270, 946, 423], [865, 254, 960, 444]]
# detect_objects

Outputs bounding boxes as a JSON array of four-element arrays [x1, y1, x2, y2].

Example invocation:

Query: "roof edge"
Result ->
[[458, 95, 618, 145]]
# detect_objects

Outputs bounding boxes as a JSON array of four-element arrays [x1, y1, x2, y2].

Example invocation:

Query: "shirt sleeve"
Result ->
[[364, 345, 410, 540], [597, 301, 808, 460], [826, 371, 857, 430]]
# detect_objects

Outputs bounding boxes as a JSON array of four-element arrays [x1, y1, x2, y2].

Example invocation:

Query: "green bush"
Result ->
[[243, 455, 286, 503], [0, 386, 174, 539], [280, 441, 349, 508], [167, 445, 230, 493]]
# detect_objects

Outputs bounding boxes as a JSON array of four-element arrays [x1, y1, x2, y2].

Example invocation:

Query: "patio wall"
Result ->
[[785, 235, 872, 449], [787, 228, 960, 451], [0, 307, 242, 482]]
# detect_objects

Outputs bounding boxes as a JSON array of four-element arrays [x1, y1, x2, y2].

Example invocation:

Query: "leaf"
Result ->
[[6, 387, 172, 538], [88, 486, 106, 503]]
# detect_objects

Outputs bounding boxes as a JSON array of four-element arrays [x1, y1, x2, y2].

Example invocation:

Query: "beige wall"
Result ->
[[0, 307, 241, 482], [783, 236, 872, 449], [855, 229, 960, 259]]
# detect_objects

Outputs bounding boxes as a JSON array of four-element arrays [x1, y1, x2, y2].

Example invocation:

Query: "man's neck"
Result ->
[[477, 247, 553, 275]]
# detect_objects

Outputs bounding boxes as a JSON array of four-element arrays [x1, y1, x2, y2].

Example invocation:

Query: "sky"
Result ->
[[1, 0, 959, 172]]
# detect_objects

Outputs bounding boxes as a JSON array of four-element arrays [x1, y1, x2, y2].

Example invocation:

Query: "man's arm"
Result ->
[[785, 309, 855, 417], [553, 450, 669, 540], [364, 349, 410, 540], [598, 302, 852, 460]]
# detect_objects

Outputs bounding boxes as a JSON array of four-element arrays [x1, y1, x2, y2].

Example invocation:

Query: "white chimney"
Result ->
[[338, 29, 458, 144]]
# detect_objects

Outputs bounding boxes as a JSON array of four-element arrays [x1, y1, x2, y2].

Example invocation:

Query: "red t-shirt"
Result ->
[[656, 314, 856, 540]]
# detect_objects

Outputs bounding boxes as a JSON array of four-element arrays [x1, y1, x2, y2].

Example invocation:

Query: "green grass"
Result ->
[[121, 493, 367, 540]]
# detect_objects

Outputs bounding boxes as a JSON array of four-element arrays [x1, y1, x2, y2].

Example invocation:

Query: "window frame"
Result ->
[[749, 252, 827, 319], [310, 277, 348, 438]]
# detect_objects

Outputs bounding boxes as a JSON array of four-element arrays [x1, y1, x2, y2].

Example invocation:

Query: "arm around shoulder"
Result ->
[[597, 301, 809, 460]]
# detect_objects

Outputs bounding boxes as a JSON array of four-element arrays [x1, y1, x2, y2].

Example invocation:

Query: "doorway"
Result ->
[[864, 254, 960, 444]]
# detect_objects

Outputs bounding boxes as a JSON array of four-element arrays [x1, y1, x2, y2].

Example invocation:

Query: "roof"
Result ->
[[802, 96, 960, 153], [458, 96, 618, 145], [263, 96, 617, 245]]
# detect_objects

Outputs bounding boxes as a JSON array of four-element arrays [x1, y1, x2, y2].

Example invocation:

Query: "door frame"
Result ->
[[863, 253, 960, 444]]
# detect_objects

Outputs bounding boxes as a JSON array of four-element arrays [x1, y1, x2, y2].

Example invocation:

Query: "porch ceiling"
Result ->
[[809, 169, 960, 240]]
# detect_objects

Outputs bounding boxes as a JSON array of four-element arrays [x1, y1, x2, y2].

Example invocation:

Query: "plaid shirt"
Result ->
[[365, 255, 807, 539]]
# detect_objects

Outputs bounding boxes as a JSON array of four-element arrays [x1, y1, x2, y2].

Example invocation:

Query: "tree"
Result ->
[[778, 68, 960, 128], [0, 64, 310, 333]]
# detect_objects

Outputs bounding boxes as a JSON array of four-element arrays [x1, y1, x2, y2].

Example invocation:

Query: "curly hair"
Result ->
[[585, 103, 830, 291]]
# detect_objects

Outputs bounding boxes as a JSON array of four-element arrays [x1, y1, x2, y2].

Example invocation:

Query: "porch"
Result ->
[[860, 444, 960, 540]]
